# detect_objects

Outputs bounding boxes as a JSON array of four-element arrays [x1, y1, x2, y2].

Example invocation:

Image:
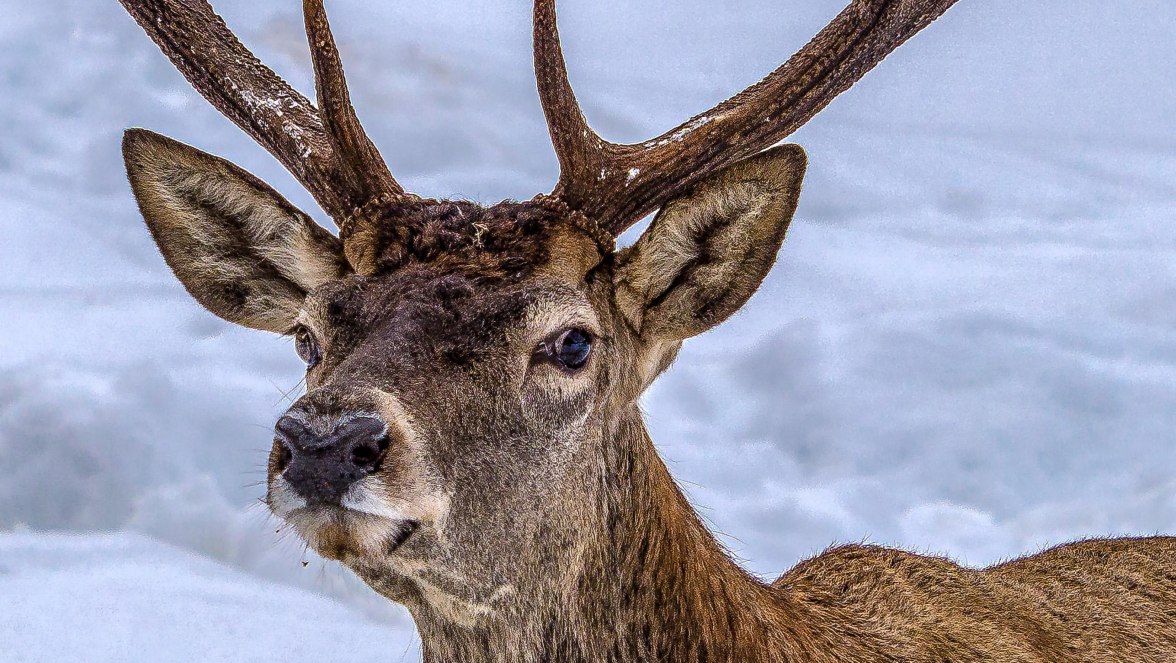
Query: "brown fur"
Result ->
[[117, 2, 1174, 659], [376, 406, 1176, 663], [124, 113, 1175, 663]]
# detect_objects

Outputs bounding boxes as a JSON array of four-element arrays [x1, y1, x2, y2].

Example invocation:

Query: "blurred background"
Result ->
[[2, 0, 1174, 660]]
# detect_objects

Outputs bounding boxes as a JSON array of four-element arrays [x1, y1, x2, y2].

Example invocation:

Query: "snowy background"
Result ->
[[2, 0, 1174, 660]]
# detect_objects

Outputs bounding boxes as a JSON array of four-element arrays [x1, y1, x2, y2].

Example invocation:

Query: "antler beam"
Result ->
[[535, 0, 960, 234], [119, 0, 402, 222]]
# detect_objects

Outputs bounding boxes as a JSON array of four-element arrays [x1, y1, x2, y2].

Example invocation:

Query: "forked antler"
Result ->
[[122, 0, 958, 241], [118, 0, 402, 225], [535, 0, 960, 234]]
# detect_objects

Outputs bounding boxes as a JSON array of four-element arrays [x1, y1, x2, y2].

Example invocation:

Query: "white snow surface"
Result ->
[[2, 0, 1175, 659], [0, 532, 418, 662]]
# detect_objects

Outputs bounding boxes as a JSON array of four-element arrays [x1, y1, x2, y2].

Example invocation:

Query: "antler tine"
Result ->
[[533, 0, 612, 201], [303, 0, 404, 208], [535, 0, 960, 235], [120, 0, 404, 226]]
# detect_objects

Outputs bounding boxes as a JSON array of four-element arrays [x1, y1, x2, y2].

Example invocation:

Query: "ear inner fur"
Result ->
[[613, 144, 807, 341], [122, 129, 349, 332]]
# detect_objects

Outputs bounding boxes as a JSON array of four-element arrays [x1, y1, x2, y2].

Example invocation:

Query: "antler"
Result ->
[[535, 0, 960, 234], [124, 0, 959, 253], [119, 0, 402, 224]]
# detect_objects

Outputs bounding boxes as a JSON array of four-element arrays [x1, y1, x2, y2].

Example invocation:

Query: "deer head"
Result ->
[[120, 0, 958, 658]]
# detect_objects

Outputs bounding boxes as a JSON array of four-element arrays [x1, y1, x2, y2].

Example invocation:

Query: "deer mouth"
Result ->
[[268, 477, 423, 562], [386, 519, 420, 553], [285, 503, 421, 562]]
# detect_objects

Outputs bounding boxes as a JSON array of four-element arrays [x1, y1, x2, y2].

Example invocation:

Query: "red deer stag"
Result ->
[[118, 0, 1176, 661]]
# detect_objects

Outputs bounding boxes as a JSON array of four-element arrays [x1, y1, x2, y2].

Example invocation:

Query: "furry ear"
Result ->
[[613, 144, 807, 341], [123, 129, 349, 333]]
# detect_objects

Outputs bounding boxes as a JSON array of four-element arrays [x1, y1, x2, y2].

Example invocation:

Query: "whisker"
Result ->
[[271, 376, 308, 407]]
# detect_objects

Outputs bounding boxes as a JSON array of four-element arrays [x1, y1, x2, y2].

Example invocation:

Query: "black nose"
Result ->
[[274, 414, 390, 504]]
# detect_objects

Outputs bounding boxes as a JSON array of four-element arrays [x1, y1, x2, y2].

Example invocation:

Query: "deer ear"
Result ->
[[122, 129, 350, 333], [613, 144, 806, 341]]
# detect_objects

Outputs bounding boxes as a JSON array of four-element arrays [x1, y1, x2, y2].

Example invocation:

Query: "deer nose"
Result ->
[[274, 414, 390, 505]]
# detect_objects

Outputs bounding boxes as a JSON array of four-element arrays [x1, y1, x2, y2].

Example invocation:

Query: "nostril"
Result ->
[[274, 415, 311, 451], [272, 415, 305, 473], [274, 440, 293, 473], [349, 434, 388, 470]]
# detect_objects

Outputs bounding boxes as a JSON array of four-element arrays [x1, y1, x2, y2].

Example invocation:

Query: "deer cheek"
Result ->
[[520, 376, 595, 431]]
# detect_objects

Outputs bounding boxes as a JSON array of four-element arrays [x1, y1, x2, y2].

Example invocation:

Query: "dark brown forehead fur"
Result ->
[[315, 272, 534, 369], [346, 196, 592, 279], [317, 197, 604, 367]]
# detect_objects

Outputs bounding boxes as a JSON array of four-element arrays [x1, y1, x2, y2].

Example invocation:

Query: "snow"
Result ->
[[2, 0, 1174, 659], [0, 532, 419, 662], [649, 114, 716, 147]]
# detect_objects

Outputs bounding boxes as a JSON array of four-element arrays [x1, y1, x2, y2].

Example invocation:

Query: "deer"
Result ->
[[116, 0, 1176, 661]]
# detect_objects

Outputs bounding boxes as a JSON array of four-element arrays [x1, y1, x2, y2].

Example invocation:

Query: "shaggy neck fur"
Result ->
[[412, 408, 820, 663]]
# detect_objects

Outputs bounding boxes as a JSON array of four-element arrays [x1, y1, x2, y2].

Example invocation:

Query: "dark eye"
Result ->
[[294, 326, 321, 369], [551, 328, 593, 371]]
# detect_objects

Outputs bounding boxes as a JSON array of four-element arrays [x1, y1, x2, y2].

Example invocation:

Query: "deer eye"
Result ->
[[294, 326, 321, 369], [551, 328, 592, 371]]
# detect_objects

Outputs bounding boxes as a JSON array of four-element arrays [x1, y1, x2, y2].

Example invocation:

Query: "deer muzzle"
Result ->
[[273, 413, 391, 505]]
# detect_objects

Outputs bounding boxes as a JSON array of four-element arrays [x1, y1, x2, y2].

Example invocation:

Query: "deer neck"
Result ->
[[415, 407, 814, 663]]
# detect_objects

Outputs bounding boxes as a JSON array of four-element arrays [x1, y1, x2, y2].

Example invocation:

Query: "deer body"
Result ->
[[116, 0, 1176, 660]]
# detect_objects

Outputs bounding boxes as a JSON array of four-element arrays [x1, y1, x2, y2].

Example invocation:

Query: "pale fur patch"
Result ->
[[341, 475, 451, 527], [523, 293, 602, 343], [516, 294, 604, 429], [384, 554, 517, 628], [127, 134, 346, 332], [268, 476, 307, 519], [621, 179, 765, 313], [610, 180, 761, 383], [284, 505, 406, 562], [161, 166, 341, 293]]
